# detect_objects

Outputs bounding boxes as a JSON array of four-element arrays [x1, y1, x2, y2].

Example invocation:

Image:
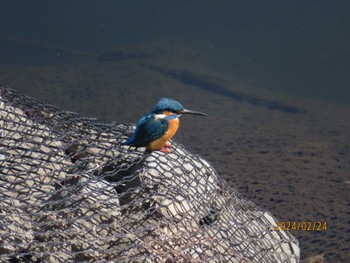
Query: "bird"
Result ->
[[123, 98, 207, 153]]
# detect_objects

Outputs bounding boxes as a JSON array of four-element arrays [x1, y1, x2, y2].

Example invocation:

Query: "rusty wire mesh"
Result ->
[[0, 85, 300, 262]]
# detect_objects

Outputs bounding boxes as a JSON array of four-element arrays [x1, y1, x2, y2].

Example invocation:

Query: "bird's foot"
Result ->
[[159, 147, 173, 153], [165, 141, 173, 148]]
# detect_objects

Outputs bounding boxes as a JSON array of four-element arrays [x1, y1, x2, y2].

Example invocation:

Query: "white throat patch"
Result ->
[[154, 114, 167, 120]]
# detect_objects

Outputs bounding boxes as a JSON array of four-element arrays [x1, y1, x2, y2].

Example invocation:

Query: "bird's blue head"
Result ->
[[151, 98, 184, 114], [150, 98, 207, 116]]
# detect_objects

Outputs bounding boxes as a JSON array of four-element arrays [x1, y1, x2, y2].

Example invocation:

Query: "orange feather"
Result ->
[[146, 118, 179, 150]]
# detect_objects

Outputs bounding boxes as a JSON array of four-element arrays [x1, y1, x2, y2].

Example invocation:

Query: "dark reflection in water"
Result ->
[[0, 1, 350, 104], [149, 66, 304, 114]]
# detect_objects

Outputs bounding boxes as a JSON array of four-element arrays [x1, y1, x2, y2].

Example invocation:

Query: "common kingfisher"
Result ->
[[123, 98, 207, 153]]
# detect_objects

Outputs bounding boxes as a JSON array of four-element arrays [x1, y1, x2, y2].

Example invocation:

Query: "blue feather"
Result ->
[[124, 114, 169, 147], [151, 98, 183, 114]]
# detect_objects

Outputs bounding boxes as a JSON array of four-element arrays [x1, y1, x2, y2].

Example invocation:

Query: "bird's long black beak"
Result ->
[[180, 109, 208, 116]]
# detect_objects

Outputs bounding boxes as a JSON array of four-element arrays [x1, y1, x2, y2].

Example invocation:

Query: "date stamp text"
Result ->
[[275, 221, 327, 231]]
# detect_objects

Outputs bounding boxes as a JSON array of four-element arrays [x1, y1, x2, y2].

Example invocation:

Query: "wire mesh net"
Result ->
[[0, 85, 300, 262]]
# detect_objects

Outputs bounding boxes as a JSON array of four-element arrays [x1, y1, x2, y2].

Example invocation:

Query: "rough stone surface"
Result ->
[[0, 85, 299, 262]]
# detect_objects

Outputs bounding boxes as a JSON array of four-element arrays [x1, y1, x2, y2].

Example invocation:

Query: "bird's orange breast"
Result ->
[[147, 118, 179, 150]]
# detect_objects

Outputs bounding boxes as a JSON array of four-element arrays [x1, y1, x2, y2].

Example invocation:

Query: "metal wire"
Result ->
[[0, 85, 300, 262]]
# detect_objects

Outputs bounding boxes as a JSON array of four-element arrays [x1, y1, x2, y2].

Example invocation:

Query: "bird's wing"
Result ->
[[125, 115, 169, 147]]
